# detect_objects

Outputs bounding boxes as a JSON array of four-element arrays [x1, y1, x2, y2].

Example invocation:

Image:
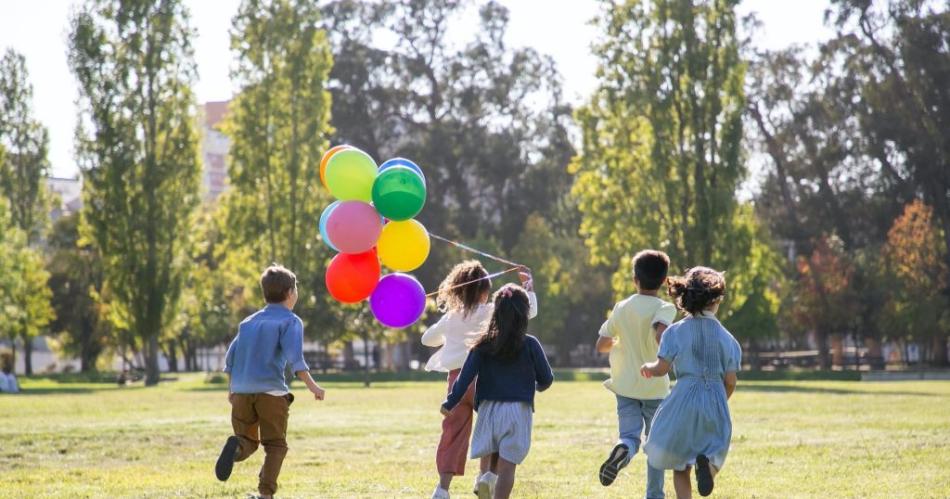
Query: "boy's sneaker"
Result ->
[[695, 454, 714, 497], [431, 486, 450, 499], [215, 436, 241, 481], [476, 472, 497, 499], [598, 443, 630, 486]]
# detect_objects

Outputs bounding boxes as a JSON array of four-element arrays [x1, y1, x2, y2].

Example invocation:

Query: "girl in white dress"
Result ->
[[422, 260, 536, 499]]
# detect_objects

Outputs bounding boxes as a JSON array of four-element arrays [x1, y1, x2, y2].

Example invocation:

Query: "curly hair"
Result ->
[[437, 260, 491, 317], [473, 284, 530, 361], [667, 266, 726, 316]]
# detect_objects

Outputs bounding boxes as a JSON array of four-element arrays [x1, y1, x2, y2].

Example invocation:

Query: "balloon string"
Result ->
[[425, 267, 520, 298], [429, 233, 524, 268]]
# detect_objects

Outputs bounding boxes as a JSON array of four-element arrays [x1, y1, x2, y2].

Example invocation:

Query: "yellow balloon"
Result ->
[[378, 219, 431, 272]]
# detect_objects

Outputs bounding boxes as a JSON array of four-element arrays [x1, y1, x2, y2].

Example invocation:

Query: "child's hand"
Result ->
[[640, 364, 654, 379], [440, 406, 450, 417], [517, 266, 534, 291], [311, 385, 326, 401]]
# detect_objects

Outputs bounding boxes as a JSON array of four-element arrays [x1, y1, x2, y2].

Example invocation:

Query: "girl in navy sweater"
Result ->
[[441, 284, 554, 499]]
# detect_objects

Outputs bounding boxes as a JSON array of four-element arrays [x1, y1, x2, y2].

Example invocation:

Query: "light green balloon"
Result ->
[[326, 148, 378, 202]]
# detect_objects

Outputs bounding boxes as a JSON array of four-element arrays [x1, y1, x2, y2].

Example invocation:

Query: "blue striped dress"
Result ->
[[643, 312, 742, 471]]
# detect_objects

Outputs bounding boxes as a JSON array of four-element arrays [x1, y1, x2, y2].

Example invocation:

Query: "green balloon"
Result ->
[[326, 148, 378, 202], [372, 165, 427, 221]]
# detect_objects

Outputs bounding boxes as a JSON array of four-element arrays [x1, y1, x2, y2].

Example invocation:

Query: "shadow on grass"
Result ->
[[14, 386, 129, 395], [739, 383, 942, 397]]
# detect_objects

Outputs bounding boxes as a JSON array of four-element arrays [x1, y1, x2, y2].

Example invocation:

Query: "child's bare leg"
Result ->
[[673, 468, 692, 499], [480, 455, 492, 475], [438, 472, 453, 490], [493, 457, 517, 499], [490, 452, 499, 473]]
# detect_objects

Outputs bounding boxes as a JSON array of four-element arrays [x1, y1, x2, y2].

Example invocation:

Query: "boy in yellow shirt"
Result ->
[[596, 250, 676, 498]]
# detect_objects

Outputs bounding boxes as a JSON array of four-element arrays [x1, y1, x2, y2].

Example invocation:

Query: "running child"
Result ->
[[441, 284, 554, 499], [214, 265, 326, 499], [422, 261, 536, 499], [596, 250, 676, 498], [641, 267, 741, 498]]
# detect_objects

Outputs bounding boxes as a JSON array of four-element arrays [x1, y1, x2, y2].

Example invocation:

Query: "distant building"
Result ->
[[201, 100, 230, 201], [47, 175, 82, 221]]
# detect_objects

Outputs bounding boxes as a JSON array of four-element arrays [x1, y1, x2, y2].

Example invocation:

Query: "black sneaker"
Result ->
[[696, 454, 714, 496], [215, 436, 241, 481], [598, 443, 630, 486]]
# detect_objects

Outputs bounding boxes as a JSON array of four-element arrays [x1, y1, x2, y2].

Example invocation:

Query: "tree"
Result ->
[[0, 48, 51, 245], [46, 213, 110, 372], [223, 0, 339, 344], [178, 206, 259, 371], [883, 200, 949, 365], [0, 238, 55, 376], [828, 0, 950, 269], [321, 1, 597, 363], [571, 0, 779, 340], [789, 236, 856, 369], [0, 48, 55, 374], [69, 0, 202, 385]]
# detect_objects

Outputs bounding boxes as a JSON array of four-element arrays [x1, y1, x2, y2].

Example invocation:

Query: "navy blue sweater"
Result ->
[[442, 335, 554, 412]]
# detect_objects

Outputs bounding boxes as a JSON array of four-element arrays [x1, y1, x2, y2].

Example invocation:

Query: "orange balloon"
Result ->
[[320, 145, 351, 189]]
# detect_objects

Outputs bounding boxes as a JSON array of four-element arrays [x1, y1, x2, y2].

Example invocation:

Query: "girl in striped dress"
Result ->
[[423, 262, 536, 499], [441, 284, 554, 499], [640, 267, 741, 498]]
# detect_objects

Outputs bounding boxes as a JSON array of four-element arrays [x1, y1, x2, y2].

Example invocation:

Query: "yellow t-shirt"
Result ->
[[599, 294, 677, 400]]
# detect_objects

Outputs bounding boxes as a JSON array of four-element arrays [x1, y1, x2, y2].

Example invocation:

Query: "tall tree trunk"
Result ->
[[362, 331, 371, 388], [831, 334, 844, 368], [816, 330, 831, 370], [145, 334, 160, 386], [932, 336, 948, 367], [865, 337, 884, 370], [343, 341, 355, 370], [165, 341, 178, 373], [23, 336, 33, 376]]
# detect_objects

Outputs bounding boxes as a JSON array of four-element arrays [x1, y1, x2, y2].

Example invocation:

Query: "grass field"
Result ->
[[1, 374, 949, 498]]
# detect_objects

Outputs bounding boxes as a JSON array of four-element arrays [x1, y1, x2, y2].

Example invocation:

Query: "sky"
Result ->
[[0, 0, 835, 178]]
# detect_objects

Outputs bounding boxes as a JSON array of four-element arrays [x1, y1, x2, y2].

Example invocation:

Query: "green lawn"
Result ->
[[1, 374, 949, 498]]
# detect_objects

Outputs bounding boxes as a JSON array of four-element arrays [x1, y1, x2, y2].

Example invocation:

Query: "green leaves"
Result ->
[[573, 0, 780, 338], [69, 0, 202, 385], [222, 0, 337, 342]]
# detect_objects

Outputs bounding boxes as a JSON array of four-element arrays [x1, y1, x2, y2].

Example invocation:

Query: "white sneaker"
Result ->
[[431, 485, 450, 499], [476, 472, 498, 499]]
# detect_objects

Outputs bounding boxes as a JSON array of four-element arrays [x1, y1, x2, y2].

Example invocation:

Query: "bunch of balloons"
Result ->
[[319, 145, 430, 329]]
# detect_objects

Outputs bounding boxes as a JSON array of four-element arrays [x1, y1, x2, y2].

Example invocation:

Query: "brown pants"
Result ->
[[436, 369, 477, 475], [230, 393, 293, 495]]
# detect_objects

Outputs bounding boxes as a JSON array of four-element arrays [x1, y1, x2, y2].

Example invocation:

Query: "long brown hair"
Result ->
[[474, 284, 530, 361], [667, 266, 726, 316], [437, 260, 491, 317]]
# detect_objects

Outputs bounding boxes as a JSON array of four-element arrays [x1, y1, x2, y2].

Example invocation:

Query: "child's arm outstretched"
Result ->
[[640, 357, 671, 378], [441, 349, 481, 415]]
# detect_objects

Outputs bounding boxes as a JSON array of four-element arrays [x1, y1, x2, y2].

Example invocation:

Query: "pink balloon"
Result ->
[[325, 201, 383, 254]]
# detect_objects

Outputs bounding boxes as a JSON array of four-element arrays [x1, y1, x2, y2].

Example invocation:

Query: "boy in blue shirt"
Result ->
[[215, 265, 325, 499]]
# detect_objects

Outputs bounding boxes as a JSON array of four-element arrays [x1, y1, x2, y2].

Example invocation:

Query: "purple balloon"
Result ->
[[325, 200, 383, 254], [370, 273, 426, 328]]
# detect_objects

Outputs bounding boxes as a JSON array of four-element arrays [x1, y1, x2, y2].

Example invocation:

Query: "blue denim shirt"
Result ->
[[224, 304, 309, 394]]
